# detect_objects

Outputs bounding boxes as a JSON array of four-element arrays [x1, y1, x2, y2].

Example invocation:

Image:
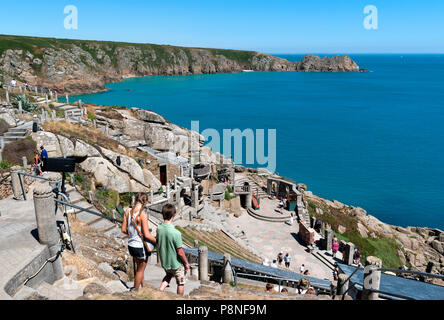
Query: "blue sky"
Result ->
[[0, 0, 443, 53]]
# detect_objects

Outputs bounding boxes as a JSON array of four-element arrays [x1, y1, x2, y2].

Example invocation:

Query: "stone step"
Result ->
[[88, 217, 115, 230], [68, 192, 85, 205], [75, 210, 103, 225], [66, 201, 94, 215], [12, 285, 38, 300], [35, 282, 72, 300], [9, 128, 27, 133], [104, 226, 123, 238]]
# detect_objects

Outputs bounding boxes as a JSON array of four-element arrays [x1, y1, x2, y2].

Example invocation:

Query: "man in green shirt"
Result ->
[[157, 204, 190, 295]]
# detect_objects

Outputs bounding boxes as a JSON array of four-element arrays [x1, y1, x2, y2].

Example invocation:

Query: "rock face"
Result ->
[[297, 54, 359, 72], [31, 131, 160, 193], [0, 35, 363, 94]]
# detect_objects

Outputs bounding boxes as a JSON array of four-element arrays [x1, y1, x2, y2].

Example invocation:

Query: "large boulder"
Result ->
[[57, 135, 75, 157], [80, 157, 148, 193], [432, 240, 444, 255], [100, 147, 148, 187], [143, 169, 161, 191], [133, 108, 167, 124], [32, 131, 62, 157], [74, 140, 101, 157], [143, 123, 175, 151]]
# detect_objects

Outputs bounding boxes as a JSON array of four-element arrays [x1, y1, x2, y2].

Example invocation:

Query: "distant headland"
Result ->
[[0, 34, 366, 95]]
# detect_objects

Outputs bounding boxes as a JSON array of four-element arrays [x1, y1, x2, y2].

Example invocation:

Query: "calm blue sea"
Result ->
[[72, 54, 444, 230]]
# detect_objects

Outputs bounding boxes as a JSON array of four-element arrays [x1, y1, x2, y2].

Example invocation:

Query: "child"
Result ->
[[157, 204, 190, 295]]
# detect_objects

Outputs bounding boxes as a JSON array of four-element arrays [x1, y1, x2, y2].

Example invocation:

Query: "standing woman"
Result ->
[[121, 193, 156, 290], [34, 150, 43, 176]]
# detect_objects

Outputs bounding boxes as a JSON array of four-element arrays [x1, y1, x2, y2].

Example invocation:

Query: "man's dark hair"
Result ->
[[162, 203, 176, 220]]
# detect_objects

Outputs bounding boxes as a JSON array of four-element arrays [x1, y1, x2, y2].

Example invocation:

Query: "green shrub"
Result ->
[[12, 94, 37, 112], [0, 160, 12, 169]]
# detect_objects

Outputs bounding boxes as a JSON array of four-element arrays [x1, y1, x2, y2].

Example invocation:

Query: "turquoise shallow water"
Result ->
[[72, 54, 444, 230]]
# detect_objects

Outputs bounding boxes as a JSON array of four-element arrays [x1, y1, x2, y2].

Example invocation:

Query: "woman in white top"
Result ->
[[121, 193, 156, 290]]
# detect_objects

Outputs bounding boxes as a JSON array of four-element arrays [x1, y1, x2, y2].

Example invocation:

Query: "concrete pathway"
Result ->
[[0, 195, 46, 299], [227, 207, 337, 282], [134, 252, 201, 296]]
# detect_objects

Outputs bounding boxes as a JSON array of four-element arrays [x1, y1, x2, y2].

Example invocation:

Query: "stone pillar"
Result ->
[[93, 119, 97, 128], [33, 182, 64, 281], [55, 92, 58, 101], [46, 172, 62, 190], [362, 256, 382, 300], [325, 229, 333, 251], [50, 91, 53, 101], [5, 91, 9, 103], [337, 273, 349, 296], [18, 101, 22, 113], [11, 168, 25, 200], [45, 94, 48, 106], [191, 186, 198, 209], [65, 95, 69, 104], [0, 137, 4, 149], [35, 87, 38, 94], [198, 246, 208, 281], [176, 188, 181, 211], [344, 242, 355, 265], [52, 110, 56, 119], [246, 192, 252, 209], [223, 253, 233, 284], [105, 124, 109, 135], [22, 156, 28, 169]]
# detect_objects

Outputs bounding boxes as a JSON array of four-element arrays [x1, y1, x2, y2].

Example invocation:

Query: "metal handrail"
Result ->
[[53, 198, 122, 223], [378, 267, 444, 280]]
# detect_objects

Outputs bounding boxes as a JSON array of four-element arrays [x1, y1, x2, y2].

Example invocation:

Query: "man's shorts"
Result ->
[[165, 265, 186, 285]]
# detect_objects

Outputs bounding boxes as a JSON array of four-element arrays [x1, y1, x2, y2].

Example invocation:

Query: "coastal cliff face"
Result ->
[[0, 35, 362, 94]]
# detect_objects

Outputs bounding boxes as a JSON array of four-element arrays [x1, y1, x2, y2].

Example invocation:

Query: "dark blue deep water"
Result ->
[[72, 54, 444, 229]]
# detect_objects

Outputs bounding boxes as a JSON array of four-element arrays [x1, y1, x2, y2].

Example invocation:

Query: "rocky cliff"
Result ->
[[0, 35, 363, 94]]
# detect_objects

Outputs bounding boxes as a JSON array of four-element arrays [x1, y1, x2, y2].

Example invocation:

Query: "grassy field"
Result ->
[[176, 226, 262, 263], [0, 34, 257, 68], [307, 198, 403, 268]]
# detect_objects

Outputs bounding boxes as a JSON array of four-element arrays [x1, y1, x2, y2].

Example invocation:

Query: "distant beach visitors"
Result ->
[[271, 260, 278, 268], [354, 248, 361, 265], [40, 145, 48, 169], [10, 79, 16, 88], [332, 240, 339, 258], [33, 150, 43, 176], [265, 283, 274, 293], [300, 264, 305, 273], [121, 193, 156, 290], [277, 251, 284, 266], [284, 253, 291, 268], [157, 204, 191, 295]]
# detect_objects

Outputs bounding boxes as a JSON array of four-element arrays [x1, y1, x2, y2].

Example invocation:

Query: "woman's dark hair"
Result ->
[[162, 203, 176, 220]]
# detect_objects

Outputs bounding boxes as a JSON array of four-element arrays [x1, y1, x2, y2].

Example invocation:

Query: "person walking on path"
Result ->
[[284, 253, 291, 268], [121, 193, 156, 290], [277, 251, 284, 266], [300, 264, 305, 273], [332, 239, 339, 258], [157, 204, 190, 295], [33, 150, 43, 176]]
